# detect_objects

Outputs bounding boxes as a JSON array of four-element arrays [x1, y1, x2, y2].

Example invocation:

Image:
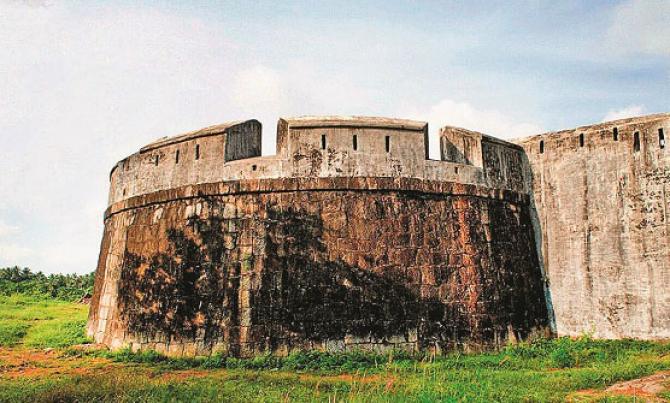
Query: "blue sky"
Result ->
[[1, 0, 669, 273]]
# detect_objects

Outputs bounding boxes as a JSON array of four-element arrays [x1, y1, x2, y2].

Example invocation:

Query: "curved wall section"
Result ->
[[88, 178, 549, 357], [109, 120, 263, 205], [516, 113, 670, 339], [108, 117, 528, 206]]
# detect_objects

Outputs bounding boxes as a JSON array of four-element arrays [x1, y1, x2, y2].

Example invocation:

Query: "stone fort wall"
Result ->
[[90, 111, 670, 356], [515, 113, 670, 339], [88, 116, 549, 357], [108, 117, 528, 206]]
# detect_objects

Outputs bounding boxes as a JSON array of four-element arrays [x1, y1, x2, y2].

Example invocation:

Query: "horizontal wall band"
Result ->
[[104, 176, 530, 220]]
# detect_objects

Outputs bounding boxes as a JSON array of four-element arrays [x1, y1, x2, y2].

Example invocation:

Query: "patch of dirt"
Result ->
[[571, 371, 670, 402], [68, 343, 108, 352], [605, 371, 670, 398]]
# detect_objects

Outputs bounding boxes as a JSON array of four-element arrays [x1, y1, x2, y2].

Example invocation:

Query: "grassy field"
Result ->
[[1, 294, 669, 402], [0, 294, 89, 348]]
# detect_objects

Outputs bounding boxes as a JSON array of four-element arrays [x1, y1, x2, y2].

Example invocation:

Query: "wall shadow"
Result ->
[[519, 150, 557, 333]]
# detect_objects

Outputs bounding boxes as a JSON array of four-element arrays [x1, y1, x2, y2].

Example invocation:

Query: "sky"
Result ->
[[1, 0, 669, 274]]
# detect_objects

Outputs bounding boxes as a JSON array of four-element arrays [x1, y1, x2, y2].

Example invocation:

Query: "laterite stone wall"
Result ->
[[88, 178, 550, 357]]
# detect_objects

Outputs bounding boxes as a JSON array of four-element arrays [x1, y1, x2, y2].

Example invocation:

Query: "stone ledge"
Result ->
[[104, 177, 530, 220]]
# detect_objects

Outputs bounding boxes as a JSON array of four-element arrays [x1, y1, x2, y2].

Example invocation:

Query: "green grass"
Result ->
[[1, 293, 669, 401], [42, 337, 667, 402], [0, 321, 29, 347], [0, 294, 90, 348]]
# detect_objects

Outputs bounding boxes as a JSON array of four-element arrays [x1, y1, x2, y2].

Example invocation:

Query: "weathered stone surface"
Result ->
[[88, 116, 550, 357], [515, 113, 670, 339], [107, 117, 522, 206], [89, 180, 548, 356], [90, 112, 670, 357]]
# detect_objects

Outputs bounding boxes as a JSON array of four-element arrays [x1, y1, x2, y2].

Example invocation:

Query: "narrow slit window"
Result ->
[[579, 133, 584, 147], [540, 140, 545, 154], [353, 135, 358, 150], [613, 127, 619, 141], [385, 135, 390, 152], [154, 155, 159, 166], [195, 144, 200, 160], [252, 164, 257, 171], [659, 128, 665, 149], [634, 131, 640, 152], [321, 134, 326, 150], [175, 150, 180, 164]]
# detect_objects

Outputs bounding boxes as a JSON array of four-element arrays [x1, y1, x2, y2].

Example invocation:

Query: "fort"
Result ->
[[87, 113, 670, 357]]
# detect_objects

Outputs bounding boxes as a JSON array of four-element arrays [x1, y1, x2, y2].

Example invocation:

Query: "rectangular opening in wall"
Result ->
[[353, 134, 358, 150], [659, 128, 665, 149], [195, 144, 200, 160], [540, 140, 544, 154], [385, 135, 390, 152], [175, 150, 180, 164], [613, 127, 619, 141], [321, 134, 326, 150], [579, 133, 584, 147], [634, 131, 640, 152], [154, 155, 159, 166]]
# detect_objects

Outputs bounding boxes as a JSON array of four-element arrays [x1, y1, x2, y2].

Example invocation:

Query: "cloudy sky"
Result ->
[[1, 0, 669, 274]]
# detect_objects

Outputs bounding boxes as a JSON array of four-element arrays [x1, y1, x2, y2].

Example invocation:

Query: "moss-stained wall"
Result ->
[[88, 178, 549, 357]]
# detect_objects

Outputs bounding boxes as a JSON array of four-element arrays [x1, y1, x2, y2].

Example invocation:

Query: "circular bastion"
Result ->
[[87, 116, 550, 357]]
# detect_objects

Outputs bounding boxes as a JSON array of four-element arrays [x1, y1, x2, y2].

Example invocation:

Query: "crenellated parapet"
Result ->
[[108, 116, 529, 207], [440, 126, 528, 193]]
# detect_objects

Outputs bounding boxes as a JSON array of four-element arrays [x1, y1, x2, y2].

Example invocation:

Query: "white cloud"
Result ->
[[232, 65, 286, 112], [0, 243, 33, 266], [405, 98, 544, 158], [0, 220, 19, 238], [231, 65, 287, 154], [602, 105, 646, 122], [0, 2, 374, 273], [607, 0, 670, 56], [0, 2, 243, 273], [0, 216, 33, 268]]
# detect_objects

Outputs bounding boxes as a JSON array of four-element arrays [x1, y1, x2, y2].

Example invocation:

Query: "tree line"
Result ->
[[0, 266, 94, 301]]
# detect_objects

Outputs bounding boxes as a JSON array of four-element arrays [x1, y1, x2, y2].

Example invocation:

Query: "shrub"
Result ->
[[550, 347, 576, 368]]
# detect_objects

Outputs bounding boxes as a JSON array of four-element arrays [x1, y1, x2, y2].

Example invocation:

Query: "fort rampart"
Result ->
[[88, 116, 549, 356], [515, 113, 670, 339], [89, 113, 670, 357]]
